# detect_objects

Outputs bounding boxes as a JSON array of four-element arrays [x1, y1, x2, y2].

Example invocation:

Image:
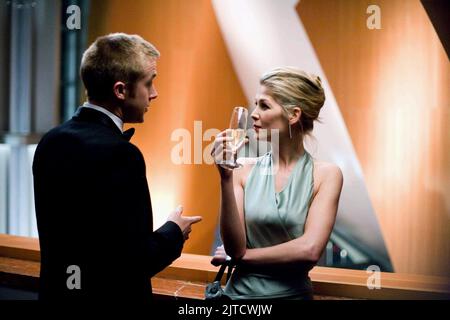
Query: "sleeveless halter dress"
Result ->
[[224, 151, 315, 299]]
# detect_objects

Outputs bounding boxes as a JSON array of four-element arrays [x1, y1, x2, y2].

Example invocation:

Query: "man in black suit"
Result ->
[[32, 33, 202, 300]]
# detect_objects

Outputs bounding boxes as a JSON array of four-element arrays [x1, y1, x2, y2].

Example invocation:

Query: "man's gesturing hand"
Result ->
[[168, 205, 202, 240]]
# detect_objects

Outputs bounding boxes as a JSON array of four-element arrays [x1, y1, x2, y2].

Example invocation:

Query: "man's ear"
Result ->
[[113, 81, 126, 100], [289, 106, 302, 125]]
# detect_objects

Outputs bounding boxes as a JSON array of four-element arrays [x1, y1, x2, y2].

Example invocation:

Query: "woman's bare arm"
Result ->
[[219, 167, 247, 260]]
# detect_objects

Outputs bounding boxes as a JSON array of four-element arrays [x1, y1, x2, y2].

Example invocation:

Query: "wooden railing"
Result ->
[[0, 234, 449, 300]]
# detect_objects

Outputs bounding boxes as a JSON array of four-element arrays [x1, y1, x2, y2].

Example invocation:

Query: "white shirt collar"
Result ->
[[82, 102, 124, 133]]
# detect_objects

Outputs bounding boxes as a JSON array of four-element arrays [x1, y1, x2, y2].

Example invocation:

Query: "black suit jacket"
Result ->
[[32, 107, 184, 300]]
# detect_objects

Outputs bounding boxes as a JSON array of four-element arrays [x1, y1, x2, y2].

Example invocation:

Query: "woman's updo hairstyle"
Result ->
[[260, 67, 325, 134]]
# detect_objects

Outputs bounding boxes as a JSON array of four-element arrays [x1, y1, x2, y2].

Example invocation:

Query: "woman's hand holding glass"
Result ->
[[211, 129, 248, 179], [211, 106, 249, 177]]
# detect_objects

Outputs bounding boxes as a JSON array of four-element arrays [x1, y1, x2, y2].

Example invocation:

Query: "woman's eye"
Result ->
[[260, 103, 268, 109]]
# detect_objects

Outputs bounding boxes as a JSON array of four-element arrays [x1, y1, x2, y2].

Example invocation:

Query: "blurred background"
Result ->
[[0, 0, 448, 278]]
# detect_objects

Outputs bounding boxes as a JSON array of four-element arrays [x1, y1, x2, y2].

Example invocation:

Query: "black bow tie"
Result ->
[[122, 128, 135, 141]]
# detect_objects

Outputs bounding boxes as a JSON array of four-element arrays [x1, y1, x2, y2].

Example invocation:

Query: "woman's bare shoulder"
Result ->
[[313, 161, 343, 194], [314, 161, 342, 174]]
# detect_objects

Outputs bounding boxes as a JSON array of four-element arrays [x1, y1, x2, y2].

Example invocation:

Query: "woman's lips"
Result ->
[[253, 125, 261, 131]]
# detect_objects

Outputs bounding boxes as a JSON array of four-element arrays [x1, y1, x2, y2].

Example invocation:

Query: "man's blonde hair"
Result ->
[[260, 67, 325, 134], [80, 33, 160, 101]]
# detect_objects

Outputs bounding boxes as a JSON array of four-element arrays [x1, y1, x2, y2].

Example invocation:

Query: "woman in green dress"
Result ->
[[211, 67, 343, 300]]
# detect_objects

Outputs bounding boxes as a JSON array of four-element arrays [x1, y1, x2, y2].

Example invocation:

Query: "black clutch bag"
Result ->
[[204, 261, 235, 300]]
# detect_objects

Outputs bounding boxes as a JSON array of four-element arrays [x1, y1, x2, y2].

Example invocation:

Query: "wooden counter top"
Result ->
[[1, 234, 449, 300]]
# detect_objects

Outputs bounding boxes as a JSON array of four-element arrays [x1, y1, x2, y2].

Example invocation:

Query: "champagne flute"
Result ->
[[221, 106, 248, 169]]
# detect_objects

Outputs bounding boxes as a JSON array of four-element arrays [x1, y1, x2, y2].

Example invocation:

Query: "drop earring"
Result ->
[[288, 122, 292, 139]]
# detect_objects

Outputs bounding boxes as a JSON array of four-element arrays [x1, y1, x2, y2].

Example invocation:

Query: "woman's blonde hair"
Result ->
[[260, 67, 325, 134]]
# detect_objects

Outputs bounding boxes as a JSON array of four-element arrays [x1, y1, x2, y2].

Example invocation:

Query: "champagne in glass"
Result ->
[[229, 128, 246, 151], [221, 106, 248, 169]]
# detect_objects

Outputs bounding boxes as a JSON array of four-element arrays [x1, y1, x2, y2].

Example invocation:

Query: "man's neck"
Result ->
[[88, 99, 123, 120], [84, 101, 124, 132]]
